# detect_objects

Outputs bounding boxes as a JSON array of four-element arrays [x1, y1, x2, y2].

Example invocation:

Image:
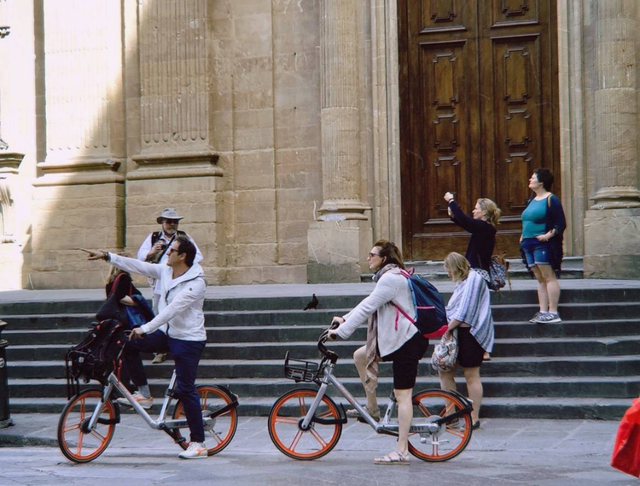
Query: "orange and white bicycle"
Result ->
[[268, 328, 474, 462], [57, 367, 239, 463]]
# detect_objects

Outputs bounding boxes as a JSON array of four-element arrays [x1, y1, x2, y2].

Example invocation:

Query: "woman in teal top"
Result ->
[[520, 168, 566, 324]]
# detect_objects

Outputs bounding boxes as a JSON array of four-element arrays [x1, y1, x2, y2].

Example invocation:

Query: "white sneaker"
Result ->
[[117, 392, 153, 410], [178, 442, 208, 460]]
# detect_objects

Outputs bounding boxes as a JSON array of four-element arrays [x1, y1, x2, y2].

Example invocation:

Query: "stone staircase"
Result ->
[[3, 284, 640, 419]]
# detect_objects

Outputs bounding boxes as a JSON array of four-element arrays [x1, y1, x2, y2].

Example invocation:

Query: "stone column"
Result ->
[[308, 0, 372, 282], [584, 0, 640, 278], [31, 0, 126, 288], [126, 0, 225, 283]]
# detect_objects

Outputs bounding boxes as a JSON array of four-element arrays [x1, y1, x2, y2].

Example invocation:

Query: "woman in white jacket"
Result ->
[[328, 240, 428, 465]]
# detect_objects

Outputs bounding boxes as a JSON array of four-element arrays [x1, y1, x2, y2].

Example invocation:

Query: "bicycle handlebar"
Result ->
[[317, 321, 341, 363]]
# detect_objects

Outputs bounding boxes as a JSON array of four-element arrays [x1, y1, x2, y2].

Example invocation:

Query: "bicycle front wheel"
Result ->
[[268, 387, 342, 460], [57, 388, 118, 463], [173, 385, 238, 456], [409, 389, 473, 462]]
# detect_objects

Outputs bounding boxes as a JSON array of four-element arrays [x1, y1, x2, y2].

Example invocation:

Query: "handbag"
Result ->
[[611, 398, 640, 477], [487, 254, 510, 291], [431, 329, 458, 372]]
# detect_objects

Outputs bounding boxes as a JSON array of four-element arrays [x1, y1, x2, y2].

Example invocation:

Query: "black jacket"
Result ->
[[448, 200, 497, 271]]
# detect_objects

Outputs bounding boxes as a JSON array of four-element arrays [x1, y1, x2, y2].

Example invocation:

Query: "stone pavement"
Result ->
[[0, 414, 637, 485]]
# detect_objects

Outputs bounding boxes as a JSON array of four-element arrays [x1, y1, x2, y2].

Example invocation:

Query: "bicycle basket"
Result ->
[[284, 352, 321, 383]]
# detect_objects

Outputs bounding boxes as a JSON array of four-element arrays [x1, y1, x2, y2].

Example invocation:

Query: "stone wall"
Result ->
[[1, 0, 324, 289], [0, 0, 639, 289]]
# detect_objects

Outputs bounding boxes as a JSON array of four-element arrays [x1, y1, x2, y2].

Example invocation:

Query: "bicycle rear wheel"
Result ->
[[57, 388, 118, 463], [408, 389, 472, 462], [268, 387, 342, 460], [173, 385, 238, 456]]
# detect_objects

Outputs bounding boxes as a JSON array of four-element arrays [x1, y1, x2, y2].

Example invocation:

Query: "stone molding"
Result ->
[[34, 157, 124, 186], [0, 152, 23, 173], [128, 151, 222, 180]]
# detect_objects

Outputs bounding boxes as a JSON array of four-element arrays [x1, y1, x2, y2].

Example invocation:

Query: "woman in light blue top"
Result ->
[[520, 168, 566, 324]]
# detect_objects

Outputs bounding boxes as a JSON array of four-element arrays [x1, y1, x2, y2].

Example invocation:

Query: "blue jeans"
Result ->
[[123, 330, 206, 442], [520, 237, 550, 266]]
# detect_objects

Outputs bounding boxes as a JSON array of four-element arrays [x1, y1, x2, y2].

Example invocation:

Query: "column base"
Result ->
[[583, 208, 640, 279], [591, 186, 640, 209], [307, 220, 372, 283]]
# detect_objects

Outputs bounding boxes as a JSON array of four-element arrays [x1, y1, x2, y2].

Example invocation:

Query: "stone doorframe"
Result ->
[[370, 0, 582, 256]]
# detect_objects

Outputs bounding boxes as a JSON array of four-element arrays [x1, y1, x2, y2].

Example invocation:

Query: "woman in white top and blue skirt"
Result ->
[[438, 252, 494, 429]]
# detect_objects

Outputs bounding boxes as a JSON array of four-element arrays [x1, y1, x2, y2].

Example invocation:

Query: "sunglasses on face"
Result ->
[[164, 219, 180, 225], [368, 252, 381, 258]]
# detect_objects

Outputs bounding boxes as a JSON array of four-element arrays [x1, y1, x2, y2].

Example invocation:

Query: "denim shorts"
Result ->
[[520, 237, 550, 266]]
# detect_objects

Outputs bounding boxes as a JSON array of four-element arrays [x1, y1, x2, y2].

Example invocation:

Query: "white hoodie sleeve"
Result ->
[[109, 253, 164, 280]]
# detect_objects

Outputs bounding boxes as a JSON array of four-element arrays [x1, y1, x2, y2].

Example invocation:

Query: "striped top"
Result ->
[[446, 269, 495, 353]]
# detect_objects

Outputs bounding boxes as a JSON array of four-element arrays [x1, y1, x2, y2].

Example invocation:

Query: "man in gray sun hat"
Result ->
[[137, 208, 203, 363]]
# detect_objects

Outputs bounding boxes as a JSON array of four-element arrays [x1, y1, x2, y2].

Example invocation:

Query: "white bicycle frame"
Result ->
[[86, 370, 199, 434], [299, 361, 443, 437]]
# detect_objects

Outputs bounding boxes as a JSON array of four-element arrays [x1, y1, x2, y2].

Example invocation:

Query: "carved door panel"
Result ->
[[399, 0, 559, 261]]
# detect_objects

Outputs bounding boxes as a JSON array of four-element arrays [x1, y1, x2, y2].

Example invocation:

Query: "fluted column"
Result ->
[[591, 0, 640, 208], [317, 0, 369, 220], [584, 0, 640, 279], [308, 0, 372, 282]]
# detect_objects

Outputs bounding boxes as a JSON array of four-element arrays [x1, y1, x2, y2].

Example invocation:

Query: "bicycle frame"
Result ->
[[300, 362, 458, 437], [86, 370, 205, 443], [298, 333, 473, 438]]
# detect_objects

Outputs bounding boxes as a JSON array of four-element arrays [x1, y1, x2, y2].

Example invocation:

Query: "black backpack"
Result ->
[[393, 269, 448, 338], [65, 319, 127, 398]]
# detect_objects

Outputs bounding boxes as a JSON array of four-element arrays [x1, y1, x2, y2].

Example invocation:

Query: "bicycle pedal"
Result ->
[[356, 416, 379, 424]]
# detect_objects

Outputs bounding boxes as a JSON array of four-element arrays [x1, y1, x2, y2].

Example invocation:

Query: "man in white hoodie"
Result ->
[[82, 235, 208, 460]]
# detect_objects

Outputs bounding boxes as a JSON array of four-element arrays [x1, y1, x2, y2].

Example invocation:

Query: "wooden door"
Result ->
[[398, 0, 560, 261]]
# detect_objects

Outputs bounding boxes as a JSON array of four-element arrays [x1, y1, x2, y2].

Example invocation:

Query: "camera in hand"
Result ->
[[147, 240, 168, 264]]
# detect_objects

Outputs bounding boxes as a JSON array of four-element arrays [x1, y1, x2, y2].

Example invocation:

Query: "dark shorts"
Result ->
[[382, 332, 430, 390], [520, 237, 550, 266], [457, 327, 485, 368]]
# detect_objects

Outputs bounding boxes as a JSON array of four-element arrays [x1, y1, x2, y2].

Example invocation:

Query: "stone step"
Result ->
[[7, 334, 640, 363], [5, 316, 640, 347], [2, 285, 639, 317], [8, 354, 640, 380], [384, 256, 586, 282], [6, 395, 630, 420], [3, 301, 638, 332]]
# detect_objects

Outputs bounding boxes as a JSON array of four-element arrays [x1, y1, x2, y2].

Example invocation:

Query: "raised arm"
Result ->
[[448, 201, 491, 233], [108, 253, 164, 280]]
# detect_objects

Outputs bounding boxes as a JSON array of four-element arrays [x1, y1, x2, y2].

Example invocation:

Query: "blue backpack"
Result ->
[[393, 269, 448, 338]]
